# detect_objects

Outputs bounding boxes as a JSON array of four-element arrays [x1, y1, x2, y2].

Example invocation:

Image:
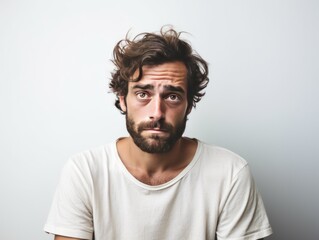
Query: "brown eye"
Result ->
[[136, 92, 149, 100], [166, 94, 181, 102]]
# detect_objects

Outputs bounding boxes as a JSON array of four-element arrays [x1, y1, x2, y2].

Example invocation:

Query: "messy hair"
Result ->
[[109, 27, 209, 114]]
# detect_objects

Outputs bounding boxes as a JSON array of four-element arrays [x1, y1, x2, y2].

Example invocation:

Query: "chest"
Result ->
[[129, 170, 182, 186], [92, 176, 221, 240]]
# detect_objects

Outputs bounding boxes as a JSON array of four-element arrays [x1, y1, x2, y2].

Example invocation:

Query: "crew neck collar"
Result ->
[[113, 138, 203, 191]]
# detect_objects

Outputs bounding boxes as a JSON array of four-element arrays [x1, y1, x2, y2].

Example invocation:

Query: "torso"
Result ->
[[44, 141, 272, 240]]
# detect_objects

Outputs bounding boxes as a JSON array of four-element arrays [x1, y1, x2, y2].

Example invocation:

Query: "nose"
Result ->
[[149, 95, 165, 121]]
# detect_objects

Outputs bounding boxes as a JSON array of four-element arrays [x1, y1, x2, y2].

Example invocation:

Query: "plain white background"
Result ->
[[1, 0, 318, 239]]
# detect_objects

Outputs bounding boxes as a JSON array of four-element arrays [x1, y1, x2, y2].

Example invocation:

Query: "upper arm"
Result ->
[[55, 235, 85, 240], [44, 159, 94, 239], [216, 165, 272, 239]]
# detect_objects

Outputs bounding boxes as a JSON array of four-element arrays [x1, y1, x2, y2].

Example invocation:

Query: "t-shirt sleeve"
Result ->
[[216, 164, 273, 240], [44, 157, 94, 240]]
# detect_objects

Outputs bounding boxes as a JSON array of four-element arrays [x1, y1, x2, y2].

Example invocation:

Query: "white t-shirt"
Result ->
[[44, 140, 272, 240]]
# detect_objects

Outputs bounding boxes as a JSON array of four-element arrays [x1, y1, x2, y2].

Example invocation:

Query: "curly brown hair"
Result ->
[[109, 27, 209, 114]]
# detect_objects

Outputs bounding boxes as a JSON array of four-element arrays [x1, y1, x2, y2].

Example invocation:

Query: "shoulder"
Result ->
[[63, 142, 117, 177], [198, 141, 248, 172], [194, 141, 252, 188]]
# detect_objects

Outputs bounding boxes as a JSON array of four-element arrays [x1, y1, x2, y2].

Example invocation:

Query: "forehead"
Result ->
[[131, 61, 188, 88]]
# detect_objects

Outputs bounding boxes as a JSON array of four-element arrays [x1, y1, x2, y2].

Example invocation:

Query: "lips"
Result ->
[[137, 120, 173, 134], [143, 128, 167, 132]]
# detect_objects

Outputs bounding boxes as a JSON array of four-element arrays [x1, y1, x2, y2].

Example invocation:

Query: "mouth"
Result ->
[[138, 121, 172, 134], [143, 128, 168, 133], [144, 128, 166, 131]]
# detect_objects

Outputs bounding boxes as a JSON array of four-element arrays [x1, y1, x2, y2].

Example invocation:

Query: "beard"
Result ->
[[125, 115, 187, 154]]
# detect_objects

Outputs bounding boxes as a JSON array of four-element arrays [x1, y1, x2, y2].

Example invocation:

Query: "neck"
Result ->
[[127, 137, 184, 173], [116, 136, 197, 185]]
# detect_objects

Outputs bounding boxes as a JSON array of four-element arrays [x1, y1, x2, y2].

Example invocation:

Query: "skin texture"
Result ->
[[117, 61, 197, 185], [122, 61, 189, 154], [54, 236, 83, 240]]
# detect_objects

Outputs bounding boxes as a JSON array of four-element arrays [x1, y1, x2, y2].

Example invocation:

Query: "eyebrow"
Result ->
[[163, 85, 185, 94], [132, 84, 185, 94], [132, 84, 154, 90]]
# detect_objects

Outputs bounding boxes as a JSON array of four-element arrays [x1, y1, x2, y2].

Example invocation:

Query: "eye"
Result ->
[[166, 94, 181, 102], [136, 91, 149, 100]]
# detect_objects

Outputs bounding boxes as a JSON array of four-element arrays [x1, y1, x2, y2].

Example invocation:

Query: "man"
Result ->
[[44, 28, 272, 240]]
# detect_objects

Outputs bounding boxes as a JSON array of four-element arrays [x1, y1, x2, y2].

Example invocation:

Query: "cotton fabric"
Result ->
[[44, 140, 272, 240]]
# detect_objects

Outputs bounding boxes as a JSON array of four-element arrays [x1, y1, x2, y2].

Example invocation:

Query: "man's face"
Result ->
[[119, 61, 190, 153]]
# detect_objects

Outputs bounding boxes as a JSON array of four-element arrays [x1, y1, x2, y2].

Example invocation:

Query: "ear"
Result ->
[[119, 95, 127, 112]]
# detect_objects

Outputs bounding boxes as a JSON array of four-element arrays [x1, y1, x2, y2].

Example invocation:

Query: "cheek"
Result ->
[[178, 103, 189, 116], [126, 104, 148, 121], [168, 107, 188, 122]]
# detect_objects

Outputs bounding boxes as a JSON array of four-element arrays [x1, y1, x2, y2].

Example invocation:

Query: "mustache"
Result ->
[[137, 120, 173, 132]]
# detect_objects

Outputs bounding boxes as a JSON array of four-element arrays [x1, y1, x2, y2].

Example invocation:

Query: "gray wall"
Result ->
[[1, 0, 318, 239]]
